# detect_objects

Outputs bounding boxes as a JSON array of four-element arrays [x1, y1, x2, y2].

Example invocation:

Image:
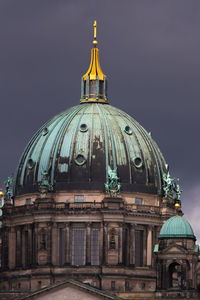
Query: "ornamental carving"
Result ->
[[162, 170, 182, 201], [38, 171, 53, 194], [4, 176, 13, 201], [105, 166, 121, 196]]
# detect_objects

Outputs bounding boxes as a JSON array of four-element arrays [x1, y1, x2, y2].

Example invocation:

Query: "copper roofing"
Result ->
[[159, 216, 195, 240], [14, 103, 167, 196]]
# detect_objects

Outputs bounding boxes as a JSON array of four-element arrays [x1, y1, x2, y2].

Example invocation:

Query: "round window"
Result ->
[[124, 125, 132, 135], [42, 127, 49, 136], [133, 157, 143, 168], [75, 154, 86, 166], [27, 158, 35, 169], [80, 123, 88, 132]]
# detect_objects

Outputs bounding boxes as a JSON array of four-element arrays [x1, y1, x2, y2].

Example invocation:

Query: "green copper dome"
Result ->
[[159, 216, 195, 239], [14, 102, 167, 196]]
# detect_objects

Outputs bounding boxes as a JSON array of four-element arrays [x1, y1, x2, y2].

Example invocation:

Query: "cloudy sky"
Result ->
[[0, 1, 200, 238]]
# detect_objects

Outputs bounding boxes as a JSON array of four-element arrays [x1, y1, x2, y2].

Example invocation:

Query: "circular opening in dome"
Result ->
[[80, 124, 88, 132], [27, 158, 35, 169], [75, 154, 86, 166], [133, 157, 143, 168], [42, 127, 49, 136], [124, 125, 132, 135]]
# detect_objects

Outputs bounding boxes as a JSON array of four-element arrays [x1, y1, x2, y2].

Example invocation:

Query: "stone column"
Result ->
[[8, 227, 16, 269], [147, 226, 152, 266], [28, 226, 32, 266], [103, 222, 108, 264], [21, 227, 25, 267], [99, 223, 103, 265], [143, 227, 147, 266], [86, 223, 91, 265], [66, 223, 70, 264], [47, 223, 52, 264], [33, 224, 38, 266], [129, 224, 135, 265], [118, 225, 123, 264], [51, 223, 58, 265]]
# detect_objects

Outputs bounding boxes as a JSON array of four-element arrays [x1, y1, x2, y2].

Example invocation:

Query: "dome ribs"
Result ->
[[19, 113, 64, 188], [96, 104, 109, 181], [106, 105, 131, 184], [100, 104, 117, 170], [88, 103, 95, 182], [14, 103, 167, 195], [52, 105, 86, 185], [117, 108, 165, 194], [34, 112, 67, 183], [90, 104, 106, 184], [63, 104, 90, 185], [37, 106, 81, 185]]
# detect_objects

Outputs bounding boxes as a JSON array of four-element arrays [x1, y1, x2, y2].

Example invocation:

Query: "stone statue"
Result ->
[[173, 183, 182, 201], [38, 171, 53, 194], [162, 171, 182, 202], [162, 171, 174, 198], [172, 265, 182, 289], [4, 176, 13, 201], [105, 166, 121, 196]]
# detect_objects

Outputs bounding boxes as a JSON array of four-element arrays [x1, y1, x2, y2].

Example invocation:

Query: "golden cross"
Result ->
[[93, 20, 97, 39]]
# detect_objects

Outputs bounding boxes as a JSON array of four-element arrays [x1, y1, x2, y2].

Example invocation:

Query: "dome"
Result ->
[[13, 25, 167, 197], [14, 103, 167, 196], [159, 216, 195, 239]]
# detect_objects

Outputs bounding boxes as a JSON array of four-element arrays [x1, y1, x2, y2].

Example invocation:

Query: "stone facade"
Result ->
[[1, 190, 198, 299]]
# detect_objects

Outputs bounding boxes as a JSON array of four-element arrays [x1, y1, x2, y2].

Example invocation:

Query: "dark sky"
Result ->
[[0, 0, 200, 237]]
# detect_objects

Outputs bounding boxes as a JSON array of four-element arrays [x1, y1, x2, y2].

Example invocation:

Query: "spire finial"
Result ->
[[80, 21, 108, 104], [93, 20, 98, 47]]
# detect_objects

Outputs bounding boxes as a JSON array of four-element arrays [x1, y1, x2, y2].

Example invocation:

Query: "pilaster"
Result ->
[[8, 227, 16, 269]]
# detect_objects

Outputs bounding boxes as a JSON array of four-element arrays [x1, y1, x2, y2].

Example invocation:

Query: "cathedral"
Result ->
[[0, 22, 199, 300]]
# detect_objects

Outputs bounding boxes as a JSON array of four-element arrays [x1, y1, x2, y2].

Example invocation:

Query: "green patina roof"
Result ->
[[159, 216, 195, 239], [13, 102, 167, 196]]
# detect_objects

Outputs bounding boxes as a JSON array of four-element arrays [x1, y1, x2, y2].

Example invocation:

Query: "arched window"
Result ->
[[169, 262, 182, 289], [72, 227, 86, 266]]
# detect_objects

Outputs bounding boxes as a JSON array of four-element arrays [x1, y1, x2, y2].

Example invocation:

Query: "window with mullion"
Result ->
[[72, 228, 86, 266], [135, 230, 144, 267], [91, 228, 100, 265], [59, 228, 66, 266]]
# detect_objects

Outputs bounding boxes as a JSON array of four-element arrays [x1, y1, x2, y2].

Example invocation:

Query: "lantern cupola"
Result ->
[[80, 20, 108, 103]]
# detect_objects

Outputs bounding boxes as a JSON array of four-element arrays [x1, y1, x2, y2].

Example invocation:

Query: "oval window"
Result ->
[[75, 154, 86, 166], [80, 124, 88, 132], [42, 127, 49, 136], [27, 158, 35, 169], [133, 157, 143, 168], [124, 125, 132, 135]]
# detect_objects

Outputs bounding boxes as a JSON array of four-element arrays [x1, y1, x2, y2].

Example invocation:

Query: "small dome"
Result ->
[[159, 216, 195, 239]]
